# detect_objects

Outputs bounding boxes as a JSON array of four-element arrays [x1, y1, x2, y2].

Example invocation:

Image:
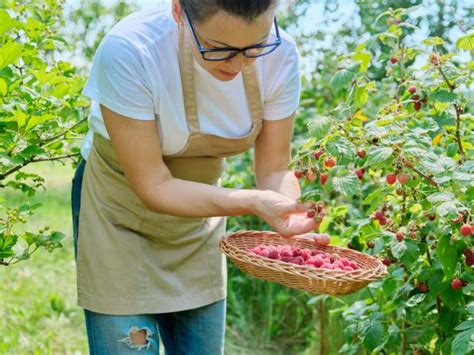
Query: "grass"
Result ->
[[0, 161, 88, 354]]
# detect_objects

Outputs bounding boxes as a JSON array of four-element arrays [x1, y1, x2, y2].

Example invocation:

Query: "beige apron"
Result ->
[[76, 27, 263, 315]]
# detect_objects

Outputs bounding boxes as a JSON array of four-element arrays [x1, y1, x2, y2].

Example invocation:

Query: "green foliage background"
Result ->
[[0, 0, 473, 353]]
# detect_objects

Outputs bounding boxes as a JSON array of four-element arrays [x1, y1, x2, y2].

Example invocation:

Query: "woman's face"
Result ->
[[172, 2, 275, 81]]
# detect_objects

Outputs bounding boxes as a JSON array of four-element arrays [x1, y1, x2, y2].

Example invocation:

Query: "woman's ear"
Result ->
[[171, 0, 184, 26]]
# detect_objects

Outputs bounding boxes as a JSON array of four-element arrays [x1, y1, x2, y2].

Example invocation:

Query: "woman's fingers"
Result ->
[[292, 233, 330, 246]]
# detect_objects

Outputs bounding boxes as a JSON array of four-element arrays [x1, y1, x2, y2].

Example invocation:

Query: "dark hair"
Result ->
[[179, 0, 278, 24]]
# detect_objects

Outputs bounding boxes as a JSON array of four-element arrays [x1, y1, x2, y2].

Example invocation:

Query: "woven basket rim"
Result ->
[[220, 230, 388, 283]]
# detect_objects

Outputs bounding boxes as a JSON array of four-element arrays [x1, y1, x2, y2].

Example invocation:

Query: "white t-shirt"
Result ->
[[80, 5, 301, 160]]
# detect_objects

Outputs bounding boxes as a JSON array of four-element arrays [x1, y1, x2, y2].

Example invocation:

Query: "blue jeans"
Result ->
[[71, 158, 226, 354]]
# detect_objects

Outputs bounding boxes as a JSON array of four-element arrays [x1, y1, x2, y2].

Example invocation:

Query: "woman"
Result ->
[[71, 0, 329, 353]]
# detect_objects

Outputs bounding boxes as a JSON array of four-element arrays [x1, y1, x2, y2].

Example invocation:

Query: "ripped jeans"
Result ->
[[71, 158, 226, 354]]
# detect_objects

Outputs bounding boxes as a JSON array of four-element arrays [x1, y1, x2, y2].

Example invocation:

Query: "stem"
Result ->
[[0, 153, 80, 180], [401, 321, 407, 354], [438, 66, 465, 162], [319, 299, 327, 355]]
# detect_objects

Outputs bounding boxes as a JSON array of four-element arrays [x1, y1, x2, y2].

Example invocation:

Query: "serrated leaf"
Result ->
[[436, 235, 458, 279], [0, 78, 7, 96], [422, 37, 445, 46], [427, 192, 455, 203], [456, 33, 474, 51], [307, 116, 331, 140], [406, 293, 426, 307], [366, 146, 393, 165], [332, 173, 361, 196], [436, 201, 458, 216], [0, 42, 23, 70], [330, 68, 357, 91], [363, 319, 384, 351], [432, 90, 457, 103], [452, 328, 474, 355], [354, 85, 369, 107]]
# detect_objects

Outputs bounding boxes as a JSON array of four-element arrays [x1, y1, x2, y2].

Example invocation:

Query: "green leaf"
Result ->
[[406, 293, 426, 307], [330, 64, 360, 91], [25, 113, 56, 131], [354, 85, 369, 107], [366, 146, 393, 165], [422, 37, 445, 46], [307, 116, 331, 140], [0, 42, 23, 70], [436, 234, 458, 279], [456, 33, 474, 51], [427, 192, 455, 203], [0, 10, 20, 35], [0, 235, 18, 258], [332, 173, 361, 196], [432, 90, 458, 103], [363, 319, 384, 351], [0, 78, 7, 96], [452, 327, 474, 354]]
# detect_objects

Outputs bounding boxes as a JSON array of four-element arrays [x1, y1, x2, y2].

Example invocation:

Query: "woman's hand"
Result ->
[[252, 190, 328, 240]]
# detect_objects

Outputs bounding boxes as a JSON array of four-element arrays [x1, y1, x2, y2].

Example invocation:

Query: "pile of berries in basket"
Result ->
[[249, 244, 360, 271]]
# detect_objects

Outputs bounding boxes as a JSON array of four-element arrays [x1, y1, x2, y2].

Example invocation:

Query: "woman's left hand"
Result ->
[[285, 212, 330, 246]]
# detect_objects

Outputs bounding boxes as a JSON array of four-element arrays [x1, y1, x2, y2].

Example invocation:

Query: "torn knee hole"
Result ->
[[118, 326, 154, 350], [130, 329, 147, 345]]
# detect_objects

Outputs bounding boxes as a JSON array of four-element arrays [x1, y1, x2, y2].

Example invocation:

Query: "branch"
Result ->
[[438, 66, 465, 162]]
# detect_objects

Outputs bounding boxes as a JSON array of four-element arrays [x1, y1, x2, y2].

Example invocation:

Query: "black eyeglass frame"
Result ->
[[183, 7, 282, 62]]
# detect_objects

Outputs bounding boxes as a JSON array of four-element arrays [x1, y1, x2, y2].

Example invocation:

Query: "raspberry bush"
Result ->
[[291, 7, 473, 354]]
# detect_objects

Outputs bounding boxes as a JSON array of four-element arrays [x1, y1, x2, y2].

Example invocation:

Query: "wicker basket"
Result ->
[[219, 230, 387, 295]]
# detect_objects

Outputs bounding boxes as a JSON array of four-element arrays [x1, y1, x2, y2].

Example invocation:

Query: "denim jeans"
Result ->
[[71, 158, 226, 354]]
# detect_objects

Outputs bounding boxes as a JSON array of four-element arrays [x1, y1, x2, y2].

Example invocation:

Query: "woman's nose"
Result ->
[[226, 53, 245, 73]]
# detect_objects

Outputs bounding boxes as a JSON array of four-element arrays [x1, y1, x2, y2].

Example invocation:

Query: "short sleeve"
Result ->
[[262, 42, 301, 120], [82, 35, 156, 120]]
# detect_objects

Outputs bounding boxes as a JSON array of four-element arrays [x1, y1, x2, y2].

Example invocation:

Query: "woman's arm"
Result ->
[[102, 104, 258, 217], [254, 113, 300, 199]]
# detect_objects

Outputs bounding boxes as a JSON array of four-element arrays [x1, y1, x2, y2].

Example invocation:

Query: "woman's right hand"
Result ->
[[252, 190, 319, 238]]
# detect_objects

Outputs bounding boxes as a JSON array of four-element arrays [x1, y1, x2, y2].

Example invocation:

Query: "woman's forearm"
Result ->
[[141, 178, 260, 217], [256, 170, 301, 200]]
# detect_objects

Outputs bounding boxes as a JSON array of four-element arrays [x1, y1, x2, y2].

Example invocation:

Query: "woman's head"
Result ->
[[172, 0, 280, 81]]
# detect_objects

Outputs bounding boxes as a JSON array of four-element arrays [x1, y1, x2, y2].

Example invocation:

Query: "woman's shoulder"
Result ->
[[103, 5, 177, 54]]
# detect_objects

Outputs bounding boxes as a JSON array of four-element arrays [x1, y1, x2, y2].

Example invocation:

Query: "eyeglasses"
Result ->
[[183, 7, 282, 62]]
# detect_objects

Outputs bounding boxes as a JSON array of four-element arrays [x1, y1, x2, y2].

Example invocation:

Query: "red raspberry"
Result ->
[[408, 86, 417, 94], [386, 174, 397, 185], [382, 258, 392, 267], [311, 256, 324, 267], [294, 170, 303, 179], [398, 174, 410, 185], [291, 256, 304, 265], [451, 279, 464, 289], [379, 216, 388, 226], [320, 174, 329, 186], [390, 57, 398, 64], [268, 250, 280, 260], [314, 149, 325, 160], [460, 224, 472, 236], [292, 248, 303, 257], [418, 283, 429, 293], [307, 209, 316, 218], [357, 149, 367, 158], [430, 53, 440, 66], [414, 101, 422, 111], [396, 231, 404, 242], [301, 249, 312, 261], [324, 157, 337, 168], [355, 169, 364, 181]]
